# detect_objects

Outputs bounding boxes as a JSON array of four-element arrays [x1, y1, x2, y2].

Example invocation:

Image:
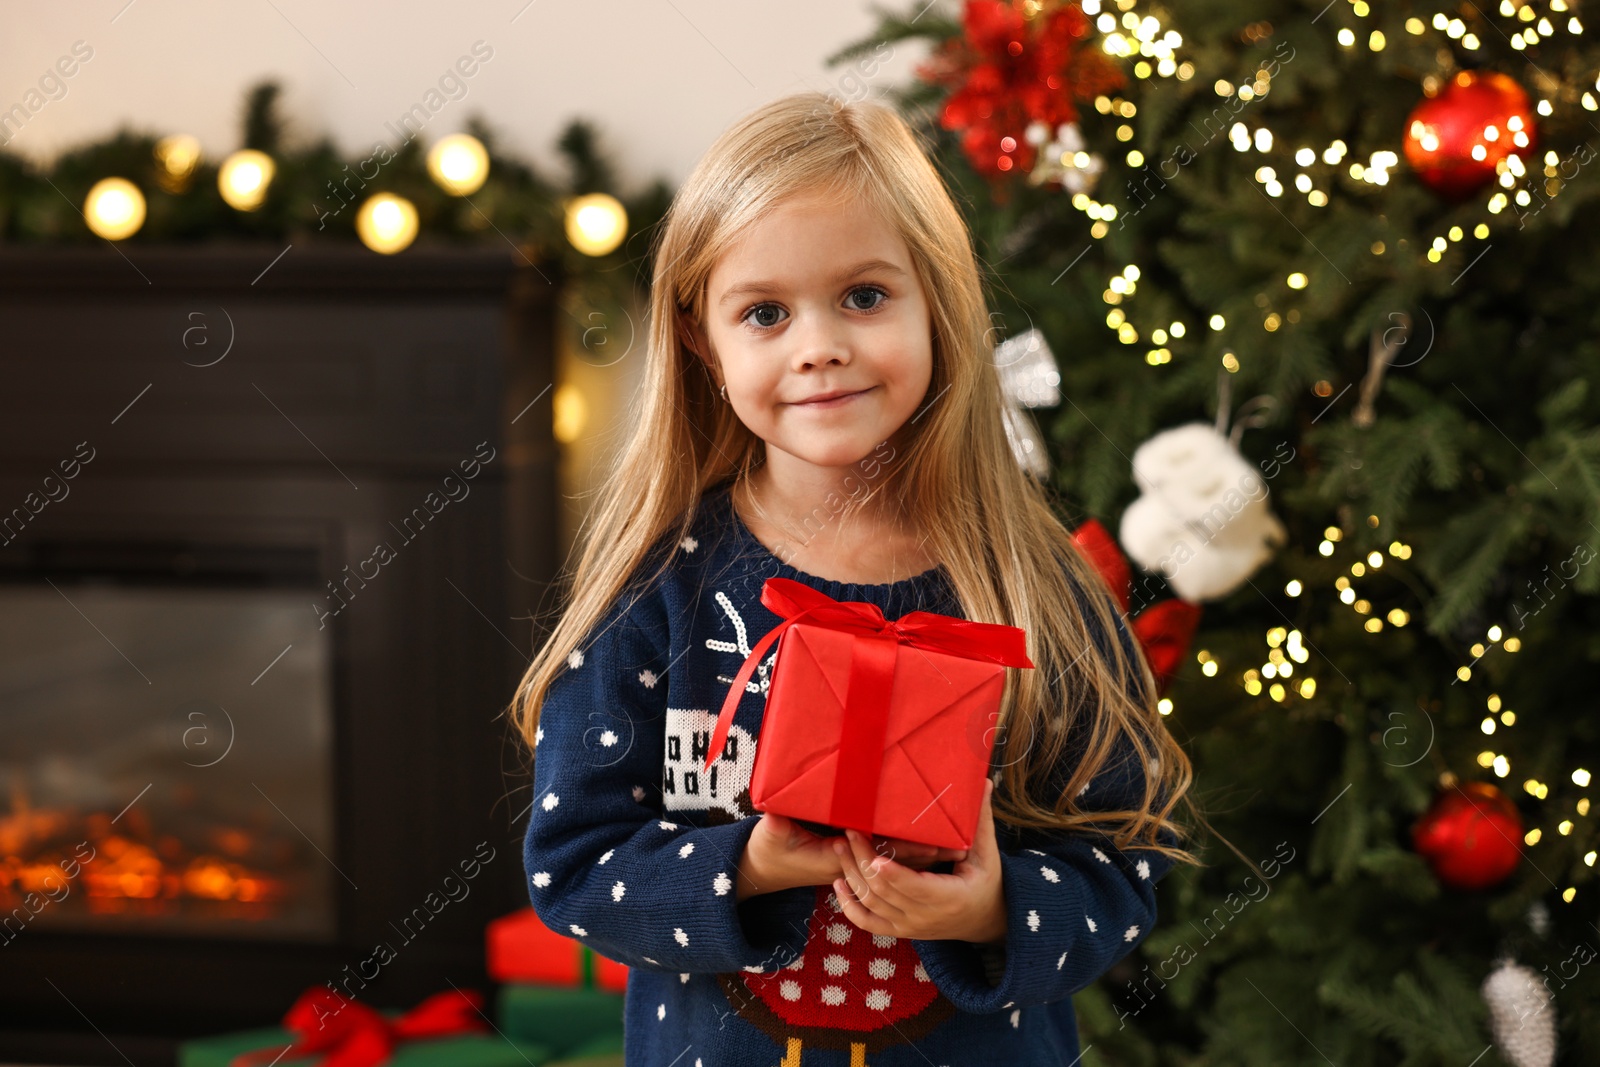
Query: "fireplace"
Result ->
[[0, 245, 559, 1065], [1, 540, 338, 942]]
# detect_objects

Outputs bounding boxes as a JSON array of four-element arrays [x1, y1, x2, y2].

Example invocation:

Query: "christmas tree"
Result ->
[[836, 1, 1599, 1063]]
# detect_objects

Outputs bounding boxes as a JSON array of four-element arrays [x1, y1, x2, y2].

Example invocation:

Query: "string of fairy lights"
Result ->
[[1069, 0, 1595, 366], [79, 130, 630, 257], [1060, 0, 1596, 897], [1185, 514, 1594, 897]]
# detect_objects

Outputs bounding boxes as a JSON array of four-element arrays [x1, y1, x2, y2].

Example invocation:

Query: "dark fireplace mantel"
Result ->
[[0, 244, 560, 1065]]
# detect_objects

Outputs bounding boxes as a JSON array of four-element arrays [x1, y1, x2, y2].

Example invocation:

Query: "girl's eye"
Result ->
[[845, 285, 888, 312], [746, 304, 786, 330], [739, 285, 889, 331]]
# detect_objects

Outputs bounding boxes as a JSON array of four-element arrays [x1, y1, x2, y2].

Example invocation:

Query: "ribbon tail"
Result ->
[[703, 617, 791, 775], [390, 989, 487, 1040], [703, 580, 895, 774]]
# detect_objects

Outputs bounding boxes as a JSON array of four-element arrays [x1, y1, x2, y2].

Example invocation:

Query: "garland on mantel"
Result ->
[[0, 81, 668, 356]]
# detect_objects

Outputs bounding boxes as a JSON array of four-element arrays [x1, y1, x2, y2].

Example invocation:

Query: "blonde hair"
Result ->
[[510, 91, 1224, 872]]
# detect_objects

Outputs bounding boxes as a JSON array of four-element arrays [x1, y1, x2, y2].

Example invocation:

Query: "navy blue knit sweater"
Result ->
[[524, 482, 1176, 1065]]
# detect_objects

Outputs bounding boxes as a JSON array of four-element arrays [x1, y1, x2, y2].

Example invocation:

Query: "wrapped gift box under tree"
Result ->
[[486, 907, 626, 1061], [178, 987, 550, 1067]]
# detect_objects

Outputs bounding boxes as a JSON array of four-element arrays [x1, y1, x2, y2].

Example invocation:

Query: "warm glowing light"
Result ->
[[427, 133, 491, 196], [154, 134, 202, 183], [553, 383, 588, 443], [84, 178, 146, 240], [218, 149, 276, 211], [356, 193, 420, 254], [565, 192, 628, 256]]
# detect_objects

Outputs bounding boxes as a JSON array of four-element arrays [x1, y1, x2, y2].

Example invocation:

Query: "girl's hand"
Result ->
[[831, 779, 1007, 944], [863, 835, 968, 872], [736, 811, 847, 902]]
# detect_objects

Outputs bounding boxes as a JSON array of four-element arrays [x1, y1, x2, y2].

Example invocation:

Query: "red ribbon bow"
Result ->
[[703, 576, 1035, 786], [229, 986, 488, 1067], [1071, 519, 1202, 695]]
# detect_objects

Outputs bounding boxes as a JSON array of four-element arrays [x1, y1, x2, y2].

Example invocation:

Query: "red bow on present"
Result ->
[[229, 986, 488, 1067], [703, 576, 1035, 776], [1071, 519, 1201, 695]]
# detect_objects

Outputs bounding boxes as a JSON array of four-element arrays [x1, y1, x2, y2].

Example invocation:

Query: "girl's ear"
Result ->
[[675, 312, 714, 370]]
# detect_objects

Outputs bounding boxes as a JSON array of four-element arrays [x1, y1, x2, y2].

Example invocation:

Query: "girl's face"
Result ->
[[691, 189, 934, 478]]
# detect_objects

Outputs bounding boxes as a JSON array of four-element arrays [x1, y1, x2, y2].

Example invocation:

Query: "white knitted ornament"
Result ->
[[1117, 422, 1287, 601], [1481, 959, 1556, 1067]]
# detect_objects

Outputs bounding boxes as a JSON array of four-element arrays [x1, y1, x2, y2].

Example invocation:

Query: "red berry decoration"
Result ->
[[1403, 70, 1538, 198], [1411, 780, 1524, 890]]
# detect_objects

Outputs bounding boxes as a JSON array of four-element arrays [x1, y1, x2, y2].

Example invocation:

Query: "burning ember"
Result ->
[[2, 782, 303, 926]]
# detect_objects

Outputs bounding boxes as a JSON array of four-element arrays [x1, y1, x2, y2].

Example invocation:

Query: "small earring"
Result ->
[[719, 382, 728, 402]]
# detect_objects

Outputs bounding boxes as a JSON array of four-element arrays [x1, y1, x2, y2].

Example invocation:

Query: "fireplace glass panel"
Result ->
[[1, 565, 336, 941]]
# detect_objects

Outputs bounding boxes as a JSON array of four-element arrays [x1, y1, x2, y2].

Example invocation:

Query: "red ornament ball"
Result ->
[[1411, 780, 1524, 890], [1403, 70, 1538, 198]]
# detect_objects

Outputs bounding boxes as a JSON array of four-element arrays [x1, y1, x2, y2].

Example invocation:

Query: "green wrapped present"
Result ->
[[179, 1027, 552, 1067], [495, 985, 624, 1057], [547, 1031, 625, 1067]]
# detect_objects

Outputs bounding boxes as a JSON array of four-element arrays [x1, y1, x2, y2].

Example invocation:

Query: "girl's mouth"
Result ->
[[792, 387, 873, 409]]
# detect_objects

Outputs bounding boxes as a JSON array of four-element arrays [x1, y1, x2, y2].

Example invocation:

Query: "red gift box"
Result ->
[[704, 576, 1034, 851], [486, 907, 629, 992]]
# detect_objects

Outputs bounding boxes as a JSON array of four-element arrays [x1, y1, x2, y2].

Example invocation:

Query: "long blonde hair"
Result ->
[[510, 91, 1217, 871]]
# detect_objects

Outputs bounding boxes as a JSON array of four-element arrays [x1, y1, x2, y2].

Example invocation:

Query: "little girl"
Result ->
[[513, 91, 1200, 1066]]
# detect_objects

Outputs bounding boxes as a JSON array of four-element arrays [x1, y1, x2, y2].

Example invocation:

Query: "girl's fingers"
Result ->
[[869, 834, 968, 867], [956, 779, 1000, 877], [837, 862, 906, 923], [832, 877, 891, 936], [842, 829, 915, 911], [871, 835, 933, 860]]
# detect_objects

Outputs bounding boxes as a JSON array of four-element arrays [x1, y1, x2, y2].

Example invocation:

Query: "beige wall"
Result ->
[[1, 1, 932, 192]]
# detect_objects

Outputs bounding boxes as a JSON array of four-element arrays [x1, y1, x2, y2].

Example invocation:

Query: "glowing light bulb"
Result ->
[[426, 133, 490, 196], [356, 193, 420, 254], [154, 134, 202, 185], [218, 149, 276, 211], [84, 177, 146, 240], [565, 192, 628, 256]]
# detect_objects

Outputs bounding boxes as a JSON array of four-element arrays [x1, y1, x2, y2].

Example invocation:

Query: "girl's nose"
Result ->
[[788, 310, 853, 371]]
